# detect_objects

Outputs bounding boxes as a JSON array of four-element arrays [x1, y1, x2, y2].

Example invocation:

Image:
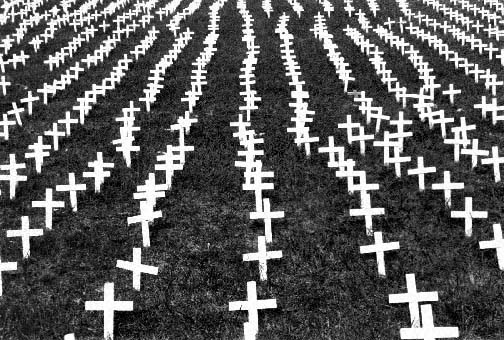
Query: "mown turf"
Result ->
[[0, 0, 503, 339]]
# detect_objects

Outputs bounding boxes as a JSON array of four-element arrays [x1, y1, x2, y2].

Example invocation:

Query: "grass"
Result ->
[[0, 0, 503, 339]]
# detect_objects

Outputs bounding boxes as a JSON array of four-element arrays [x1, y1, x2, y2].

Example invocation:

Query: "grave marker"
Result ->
[[243, 236, 282, 281], [442, 84, 460, 105], [6, 216, 43, 258], [431, 171, 464, 208], [83, 152, 114, 193], [229, 281, 277, 334], [479, 223, 504, 270], [25, 136, 51, 173], [400, 304, 459, 339], [85, 282, 133, 340], [250, 198, 284, 243], [481, 146, 504, 182], [116, 248, 158, 291], [56, 172, 86, 212], [0, 255, 17, 296], [359, 231, 399, 276], [32, 188, 64, 229], [389, 273, 439, 328], [44, 123, 65, 151], [407, 157, 436, 191], [451, 197, 487, 237], [0, 153, 26, 199]]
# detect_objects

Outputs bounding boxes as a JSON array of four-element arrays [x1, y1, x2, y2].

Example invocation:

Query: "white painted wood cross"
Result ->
[[389, 273, 439, 328], [479, 223, 504, 270], [155, 145, 183, 189], [359, 231, 399, 276], [243, 236, 282, 281], [460, 139, 489, 168], [0, 153, 26, 199], [442, 84, 461, 105], [243, 161, 274, 213], [6, 216, 43, 258], [249, 198, 284, 243], [25, 136, 51, 173], [0, 255, 17, 296], [431, 171, 464, 208], [349, 192, 384, 236], [56, 172, 86, 212], [83, 152, 114, 193], [85, 282, 133, 340], [7, 102, 23, 126], [32, 188, 64, 229], [451, 197, 487, 237], [481, 146, 504, 182], [0, 114, 16, 140], [407, 157, 436, 191], [133, 173, 168, 209], [229, 281, 277, 334], [0, 75, 10, 96], [318, 136, 345, 168], [400, 304, 459, 339], [44, 123, 65, 151], [127, 200, 162, 248], [20, 91, 39, 115], [58, 111, 78, 136], [116, 248, 158, 291]]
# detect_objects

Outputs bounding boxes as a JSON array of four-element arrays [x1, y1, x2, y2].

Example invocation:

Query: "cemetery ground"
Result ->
[[0, 0, 503, 339]]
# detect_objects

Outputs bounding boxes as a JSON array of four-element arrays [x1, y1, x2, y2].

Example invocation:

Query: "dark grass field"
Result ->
[[0, 0, 503, 338]]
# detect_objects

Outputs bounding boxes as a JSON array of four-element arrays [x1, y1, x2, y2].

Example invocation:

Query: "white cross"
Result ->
[[461, 139, 489, 168], [7, 102, 23, 126], [44, 123, 65, 151], [116, 248, 158, 291], [479, 223, 504, 270], [349, 192, 384, 236], [250, 198, 284, 243], [318, 136, 345, 168], [388, 146, 411, 177], [155, 145, 183, 189], [0, 114, 16, 140], [400, 304, 459, 339], [243, 236, 282, 281], [0, 75, 11, 96], [360, 231, 399, 276], [0, 153, 26, 199], [25, 136, 51, 173], [6, 216, 43, 258], [243, 161, 274, 213], [481, 145, 504, 182], [64, 334, 75, 340], [431, 171, 464, 208], [442, 84, 461, 105], [112, 134, 139, 167], [0, 255, 17, 296], [451, 196, 487, 237], [338, 114, 360, 144], [85, 282, 133, 340], [389, 273, 439, 328], [83, 152, 114, 193], [133, 173, 168, 209], [407, 157, 436, 191], [229, 281, 277, 333], [58, 111, 78, 136], [37, 83, 54, 105], [20, 91, 39, 115], [335, 159, 360, 193], [56, 172, 86, 212], [127, 200, 162, 248], [31, 188, 64, 230]]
